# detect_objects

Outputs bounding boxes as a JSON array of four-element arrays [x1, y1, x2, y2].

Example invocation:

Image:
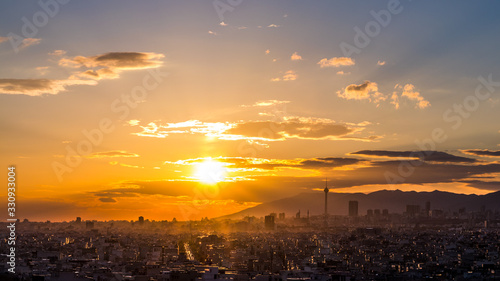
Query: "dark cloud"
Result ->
[[0, 78, 96, 96], [226, 119, 354, 140], [460, 180, 500, 191], [98, 197, 117, 203], [298, 157, 361, 168], [329, 160, 500, 189], [463, 149, 500, 157], [60, 52, 164, 70], [352, 150, 476, 163]]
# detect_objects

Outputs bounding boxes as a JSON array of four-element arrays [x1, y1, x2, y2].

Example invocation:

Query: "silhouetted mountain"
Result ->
[[221, 190, 500, 219]]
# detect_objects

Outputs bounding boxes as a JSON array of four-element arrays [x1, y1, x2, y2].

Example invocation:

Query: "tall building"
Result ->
[[349, 201, 358, 217], [425, 201, 431, 216], [138, 216, 144, 224], [324, 178, 329, 216], [76, 217, 82, 223], [264, 215, 275, 230], [406, 205, 420, 217]]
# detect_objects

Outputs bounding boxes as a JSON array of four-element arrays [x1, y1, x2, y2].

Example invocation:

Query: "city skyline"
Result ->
[[1, 1, 500, 221]]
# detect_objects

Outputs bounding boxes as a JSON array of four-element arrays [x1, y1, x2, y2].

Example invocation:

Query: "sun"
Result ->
[[194, 158, 227, 184]]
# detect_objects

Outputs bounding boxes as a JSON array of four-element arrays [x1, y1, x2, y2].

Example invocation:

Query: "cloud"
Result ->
[[291, 52, 303, 61], [265, 49, 270, 55], [49, 49, 66, 56], [0, 78, 97, 96], [0, 37, 41, 50], [92, 152, 500, 205], [393, 84, 430, 109], [377, 60, 386, 66], [241, 100, 290, 107], [271, 70, 297, 82], [87, 151, 139, 158], [77, 68, 119, 80], [59, 52, 164, 70], [462, 149, 500, 158], [459, 180, 500, 191], [99, 197, 117, 203], [317, 57, 355, 68], [167, 156, 362, 171], [352, 150, 477, 163], [337, 81, 386, 105], [20, 38, 41, 49], [133, 117, 376, 142], [1, 51, 164, 96], [36, 66, 49, 75], [208, 30, 217, 35], [225, 118, 354, 140], [267, 24, 280, 28], [219, 21, 228, 26], [336, 71, 350, 75]]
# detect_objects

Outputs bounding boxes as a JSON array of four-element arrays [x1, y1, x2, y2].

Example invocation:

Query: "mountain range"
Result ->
[[221, 189, 500, 219]]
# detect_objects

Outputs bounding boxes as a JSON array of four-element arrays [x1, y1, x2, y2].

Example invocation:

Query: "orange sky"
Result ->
[[1, 1, 500, 221]]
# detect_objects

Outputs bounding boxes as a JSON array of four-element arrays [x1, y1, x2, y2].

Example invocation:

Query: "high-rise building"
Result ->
[[366, 209, 374, 217], [138, 216, 144, 224], [324, 178, 329, 216], [85, 221, 94, 229], [425, 201, 431, 216], [349, 201, 358, 217], [278, 213, 285, 220], [264, 215, 275, 230], [406, 205, 420, 217], [76, 217, 82, 223]]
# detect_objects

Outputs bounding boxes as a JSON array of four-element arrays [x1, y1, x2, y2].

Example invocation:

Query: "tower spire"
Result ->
[[324, 178, 329, 215]]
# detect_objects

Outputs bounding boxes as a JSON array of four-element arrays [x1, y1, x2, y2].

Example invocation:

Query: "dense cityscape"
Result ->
[[2, 200, 500, 281]]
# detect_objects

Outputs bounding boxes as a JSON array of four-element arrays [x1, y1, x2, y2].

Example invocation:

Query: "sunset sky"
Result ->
[[1, 1, 500, 221]]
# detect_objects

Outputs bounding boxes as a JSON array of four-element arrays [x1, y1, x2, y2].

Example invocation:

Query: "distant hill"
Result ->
[[220, 190, 500, 219]]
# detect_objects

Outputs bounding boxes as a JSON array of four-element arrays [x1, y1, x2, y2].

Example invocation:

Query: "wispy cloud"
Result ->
[[0, 78, 97, 96], [59, 52, 164, 71], [133, 116, 377, 142], [241, 100, 290, 107], [0, 51, 164, 96], [49, 49, 67, 56], [377, 60, 386, 66], [87, 151, 139, 159], [271, 70, 297, 82]]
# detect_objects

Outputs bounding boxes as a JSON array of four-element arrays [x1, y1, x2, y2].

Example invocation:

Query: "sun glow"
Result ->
[[194, 158, 228, 184]]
